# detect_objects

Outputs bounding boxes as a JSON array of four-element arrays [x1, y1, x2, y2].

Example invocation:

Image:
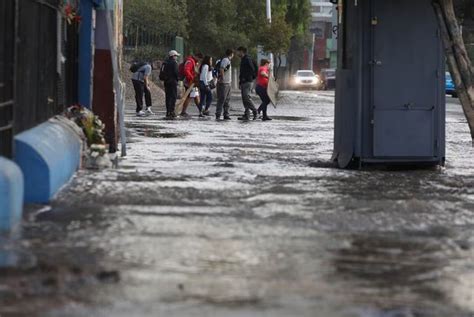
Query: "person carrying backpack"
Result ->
[[181, 52, 203, 117], [160, 50, 180, 119], [131, 61, 153, 116], [236, 46, 258, 121], [215, 49, 234, 121]]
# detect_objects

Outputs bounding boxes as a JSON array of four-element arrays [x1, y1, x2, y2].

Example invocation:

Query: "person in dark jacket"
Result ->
[[236, 46, 257, 121], [161, 50, 180, 119]]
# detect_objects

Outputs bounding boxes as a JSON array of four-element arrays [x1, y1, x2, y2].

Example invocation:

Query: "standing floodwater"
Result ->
[[1, 91, 473, 317]]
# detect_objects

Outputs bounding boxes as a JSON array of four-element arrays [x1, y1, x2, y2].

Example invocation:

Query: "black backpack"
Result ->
[[130, 61, 146, 73], [159, 62, 169, 81], [213, 59, 231, 78]]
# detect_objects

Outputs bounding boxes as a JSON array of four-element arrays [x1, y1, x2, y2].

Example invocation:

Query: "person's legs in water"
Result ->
[[165, 84, 172, 117], [196, 96, 203, 117], [165, 82, 177, 118], [199, 82, 207, 116], [223, 84, 232, 120], [132, 79, 145, 115], [215, 83, 225, 120], [239, 82, 257, 120], [193, 88, 201, 116], [144, 84, 154, 115], [204, 88, 213, 115], [256, 85, 271, 121], [181, 84, 192, 116]]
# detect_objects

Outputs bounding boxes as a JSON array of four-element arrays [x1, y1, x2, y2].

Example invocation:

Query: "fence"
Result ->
[[123, 25, 176, 50], [0, 0, 16, 158], [15, 0, 64, 135]]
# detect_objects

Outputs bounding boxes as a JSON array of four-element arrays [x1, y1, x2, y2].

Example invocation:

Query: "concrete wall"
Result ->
[[0, 157, 23, 232], [14, 119, 82, 204]]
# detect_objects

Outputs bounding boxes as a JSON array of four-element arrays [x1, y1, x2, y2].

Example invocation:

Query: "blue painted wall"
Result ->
[[78, 0, 94, 108], [0, 157, 24, 232], [14, 121, 81, 203]]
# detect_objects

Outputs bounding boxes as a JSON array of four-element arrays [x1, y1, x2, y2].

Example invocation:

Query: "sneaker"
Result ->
[[262, 116, 272, 121], [180, 112, 190, 118], [136, 110, 146, 117], [252, 110, 258, 120], [145, 107, 154, 115], [237, 115, 249, 121], [223, 115, 232, 120], [216, 115, 222, 121], [203, 110, 211, 116]]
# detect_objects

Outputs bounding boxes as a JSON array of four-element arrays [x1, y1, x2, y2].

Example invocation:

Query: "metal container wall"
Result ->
[[332, 0, 446, 168]]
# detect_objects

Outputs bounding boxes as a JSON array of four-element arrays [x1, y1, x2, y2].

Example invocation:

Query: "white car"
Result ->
[[291, 70, 322, 90]]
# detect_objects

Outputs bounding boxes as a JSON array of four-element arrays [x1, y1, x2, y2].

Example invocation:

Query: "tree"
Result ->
[[185, 0, 249, 58], [454, 0, 474, 62], [258, 13, 293, 79], [274, 0, 313, 74], [123, 0, 188, 38], [434, 0, 474, 139]]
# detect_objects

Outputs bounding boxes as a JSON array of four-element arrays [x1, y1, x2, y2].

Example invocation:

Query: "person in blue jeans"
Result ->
[[198, 56, 214, 117]]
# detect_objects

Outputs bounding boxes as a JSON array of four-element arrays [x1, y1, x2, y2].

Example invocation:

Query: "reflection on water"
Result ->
[[330, 232, 473, 317], [1, 92, 473, 316]]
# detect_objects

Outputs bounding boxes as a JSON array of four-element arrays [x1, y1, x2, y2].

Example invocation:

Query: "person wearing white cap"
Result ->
[[159, 50, 181, 119]]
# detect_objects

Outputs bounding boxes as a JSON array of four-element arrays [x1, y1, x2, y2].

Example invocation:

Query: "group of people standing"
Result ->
[[134, 46, 273, 121]]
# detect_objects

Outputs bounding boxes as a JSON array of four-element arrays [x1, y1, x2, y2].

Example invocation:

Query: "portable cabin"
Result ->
[[332, 0, 446, 168]]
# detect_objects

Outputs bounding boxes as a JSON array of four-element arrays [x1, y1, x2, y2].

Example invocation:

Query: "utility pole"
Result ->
[[309, 33, 315, 71], [266, 0, 274, 73]]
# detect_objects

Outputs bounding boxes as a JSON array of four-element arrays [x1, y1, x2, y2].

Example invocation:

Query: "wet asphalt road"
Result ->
[[1, 91, 474, 317]]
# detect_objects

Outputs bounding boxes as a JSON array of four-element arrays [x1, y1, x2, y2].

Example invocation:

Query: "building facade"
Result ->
[[310, 0, 337, 72]]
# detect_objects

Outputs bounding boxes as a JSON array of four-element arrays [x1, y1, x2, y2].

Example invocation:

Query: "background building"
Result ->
[[310, 0, 337, 72]]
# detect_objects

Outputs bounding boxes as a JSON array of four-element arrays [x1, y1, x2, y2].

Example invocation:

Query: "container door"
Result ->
[[371, 0, 440, 157]]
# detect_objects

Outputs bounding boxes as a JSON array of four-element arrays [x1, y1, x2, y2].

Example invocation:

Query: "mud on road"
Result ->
[[1, 91, 473, 317]]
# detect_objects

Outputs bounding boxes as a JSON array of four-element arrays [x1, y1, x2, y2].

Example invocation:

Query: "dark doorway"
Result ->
[[0, 0, 16, 158]]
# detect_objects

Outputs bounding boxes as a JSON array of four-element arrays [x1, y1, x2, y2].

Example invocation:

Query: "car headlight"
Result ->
[[294, 77, 301, 83]]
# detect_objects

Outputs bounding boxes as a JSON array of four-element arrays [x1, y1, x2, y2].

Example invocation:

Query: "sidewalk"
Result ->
[[1, 90, 473, 317]]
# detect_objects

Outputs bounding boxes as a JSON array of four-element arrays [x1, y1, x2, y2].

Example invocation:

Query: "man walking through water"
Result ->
[[159, 50, 180, 119], [236, 46, 257, 121], [215, 49, 234, 121]]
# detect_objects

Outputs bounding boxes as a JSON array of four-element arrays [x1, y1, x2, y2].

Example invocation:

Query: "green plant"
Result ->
[[65, 105, 106, 146]]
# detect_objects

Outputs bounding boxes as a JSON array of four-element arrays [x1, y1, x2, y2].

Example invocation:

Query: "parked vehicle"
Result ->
[[291, 70, 322, 90], [320, 68, 336, 90], [445, 72, 457, 98]]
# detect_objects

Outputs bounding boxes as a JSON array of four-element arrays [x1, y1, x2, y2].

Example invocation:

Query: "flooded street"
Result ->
[[1, 91, 473, 317]]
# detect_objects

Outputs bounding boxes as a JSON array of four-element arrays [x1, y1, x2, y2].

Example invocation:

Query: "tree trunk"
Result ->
[[434, 0, 474, 139]]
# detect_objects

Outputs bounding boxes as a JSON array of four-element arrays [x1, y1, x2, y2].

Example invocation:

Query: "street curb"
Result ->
[[14, 120, 82, 203], [0, 157, 24, 232]]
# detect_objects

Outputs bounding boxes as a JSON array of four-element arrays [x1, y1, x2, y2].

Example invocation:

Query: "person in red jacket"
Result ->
[[181, 53, 203, 117], [256, 59, 272, 121]]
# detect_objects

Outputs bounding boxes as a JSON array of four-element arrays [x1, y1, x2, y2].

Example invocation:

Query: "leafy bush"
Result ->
[[65, 105, 106, 146]]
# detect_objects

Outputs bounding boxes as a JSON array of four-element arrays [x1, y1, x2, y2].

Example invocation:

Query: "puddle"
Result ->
[[134, 128, 188, 138], [271, 116, 311, 121], [125, 123, 166, 130]]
